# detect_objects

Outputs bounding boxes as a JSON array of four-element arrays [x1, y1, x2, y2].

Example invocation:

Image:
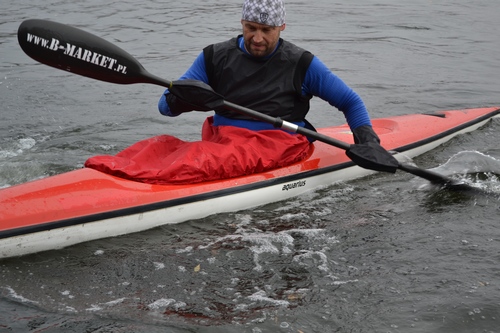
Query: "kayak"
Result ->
[[1, 106, 499, 259]]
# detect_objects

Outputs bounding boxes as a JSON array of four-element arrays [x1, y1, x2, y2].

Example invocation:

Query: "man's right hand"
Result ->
[[166, 80, 225, 115]]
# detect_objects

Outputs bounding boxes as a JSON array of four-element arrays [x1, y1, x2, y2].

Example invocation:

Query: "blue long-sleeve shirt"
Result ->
[[158, 36, 371, 130]]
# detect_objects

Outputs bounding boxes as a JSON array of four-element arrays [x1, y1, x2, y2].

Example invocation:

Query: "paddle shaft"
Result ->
[[223, 101, 461, 185], [17, 19, 463, 187], [223, 101, 352, 150]]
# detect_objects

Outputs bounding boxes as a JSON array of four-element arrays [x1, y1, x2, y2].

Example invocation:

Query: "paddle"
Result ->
[[17, 19, 470, 189]]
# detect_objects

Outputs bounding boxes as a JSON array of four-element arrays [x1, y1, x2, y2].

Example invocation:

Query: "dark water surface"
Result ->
[[1, 1, 500, 332]]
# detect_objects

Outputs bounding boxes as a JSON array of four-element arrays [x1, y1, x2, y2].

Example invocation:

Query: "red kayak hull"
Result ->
[[1, 107, 499, 258]]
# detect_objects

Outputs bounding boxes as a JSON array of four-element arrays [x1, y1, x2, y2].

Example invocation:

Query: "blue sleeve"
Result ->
[[303, 56, 372, 130], [158, 52, 209, 116]]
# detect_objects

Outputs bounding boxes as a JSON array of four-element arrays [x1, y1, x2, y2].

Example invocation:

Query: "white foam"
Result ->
[[98, 144, 116, 151], [247, 290, 289, 307], [176, 246, 193, 253], [331, 279, 359, 286], [148, 298, 186, 311], [235, 214, 253, 226], [18, 138, 36, 150], [1, 138, 37, 159], [293, 250, 330, 272], [86, 304, 103, 312], [62, 306, 77, 313], [207, 257, 216, 264], [104, 297, 126, 306], [200, 227, 339, 273], [3, 286, 39, 304], [153, 262, 165, 270], [85, 297, 127, 312], [279, 212, 310, 222], [0, 150, 17, 158]]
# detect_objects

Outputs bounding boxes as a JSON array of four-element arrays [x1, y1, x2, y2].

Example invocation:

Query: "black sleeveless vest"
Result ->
[[203, 36, 314, 122]]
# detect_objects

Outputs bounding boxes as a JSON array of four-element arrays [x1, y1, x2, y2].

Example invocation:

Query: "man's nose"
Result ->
[[253, 30, 263, 43]]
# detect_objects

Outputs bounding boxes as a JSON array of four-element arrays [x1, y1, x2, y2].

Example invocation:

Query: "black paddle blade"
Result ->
[[17, 19, 169, 87], [346, 142, 399, 173], [396, 163, 478, 190], [169, 80, 225, 110]]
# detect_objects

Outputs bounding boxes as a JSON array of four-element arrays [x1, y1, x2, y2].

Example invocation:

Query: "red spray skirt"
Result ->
[[85, 117, 311, 184]]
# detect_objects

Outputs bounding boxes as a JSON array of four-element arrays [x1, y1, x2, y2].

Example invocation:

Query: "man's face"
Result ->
[[241, 20, 286, 57]]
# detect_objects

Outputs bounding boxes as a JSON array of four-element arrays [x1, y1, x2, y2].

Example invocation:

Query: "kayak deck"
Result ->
[[1, 107, 499, 258]]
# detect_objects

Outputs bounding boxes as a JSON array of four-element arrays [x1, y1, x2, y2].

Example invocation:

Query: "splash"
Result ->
[[0, 137, 36, 159], [2, 286, 39, 305], [431, 151, 500, 194]]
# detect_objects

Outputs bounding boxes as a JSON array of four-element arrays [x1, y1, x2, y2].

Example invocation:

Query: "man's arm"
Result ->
[[158, 52, 210, 116], [302, 56, 380, 143], [303, 56, 372, 130]]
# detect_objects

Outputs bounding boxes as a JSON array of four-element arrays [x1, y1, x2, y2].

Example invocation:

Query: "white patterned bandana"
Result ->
[[241, 0, 286, 27]]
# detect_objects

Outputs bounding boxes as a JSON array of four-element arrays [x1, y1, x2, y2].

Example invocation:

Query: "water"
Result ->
[[1, 0, 500, 332]]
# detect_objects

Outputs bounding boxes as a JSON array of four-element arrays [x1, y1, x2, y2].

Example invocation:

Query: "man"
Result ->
[[86, 0, 382, 184]]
